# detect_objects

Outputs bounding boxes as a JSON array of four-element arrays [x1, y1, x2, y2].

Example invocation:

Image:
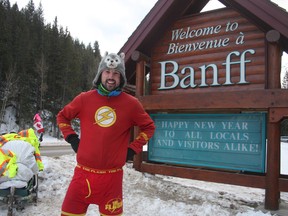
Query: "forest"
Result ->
[[0, 0, 102, 135]]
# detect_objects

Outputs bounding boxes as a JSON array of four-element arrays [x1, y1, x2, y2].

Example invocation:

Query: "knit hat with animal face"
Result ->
[[92, 52, 127, 89]]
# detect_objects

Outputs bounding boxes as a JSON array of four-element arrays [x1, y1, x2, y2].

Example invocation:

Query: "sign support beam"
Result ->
[[132, 51, 149, 171], [265, 29, 282, 210]]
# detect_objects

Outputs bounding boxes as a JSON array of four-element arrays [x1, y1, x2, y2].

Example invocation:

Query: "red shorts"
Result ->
[[61, 164, 123, 216]]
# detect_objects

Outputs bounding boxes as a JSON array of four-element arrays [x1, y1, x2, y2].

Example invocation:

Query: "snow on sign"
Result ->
[[148, 113, 267, 173]]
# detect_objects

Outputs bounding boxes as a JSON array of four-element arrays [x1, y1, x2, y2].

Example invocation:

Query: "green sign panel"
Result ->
[[148, 113, 267, 173]]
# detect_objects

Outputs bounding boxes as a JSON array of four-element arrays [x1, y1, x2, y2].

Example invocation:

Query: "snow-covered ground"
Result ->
[[0, 136, 288, 216]]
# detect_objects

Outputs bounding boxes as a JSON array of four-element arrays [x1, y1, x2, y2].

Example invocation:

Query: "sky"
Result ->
[[9, 0, 159, 54], [0, 135, 288, 215], [8, 0, 288, 53], [8, 0, 288, 77]]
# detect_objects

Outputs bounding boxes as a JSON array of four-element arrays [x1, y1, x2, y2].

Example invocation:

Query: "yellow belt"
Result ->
[[76, 163, 122, 174]]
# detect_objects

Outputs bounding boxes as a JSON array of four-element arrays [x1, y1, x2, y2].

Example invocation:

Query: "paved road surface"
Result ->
[[40, 145, 75, 157]]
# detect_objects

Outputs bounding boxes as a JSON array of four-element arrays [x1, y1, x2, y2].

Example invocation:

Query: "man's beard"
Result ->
[[103, 79, 118, 91]]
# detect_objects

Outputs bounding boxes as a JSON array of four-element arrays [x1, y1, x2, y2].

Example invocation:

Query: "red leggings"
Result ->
[[61, 165, 123, 216]]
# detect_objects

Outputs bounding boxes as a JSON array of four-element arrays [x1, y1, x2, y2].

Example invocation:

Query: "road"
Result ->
[[40, 144, 75, 157]]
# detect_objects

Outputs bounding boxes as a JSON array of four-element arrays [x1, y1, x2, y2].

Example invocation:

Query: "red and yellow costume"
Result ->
[[57, 90, 155, 215]]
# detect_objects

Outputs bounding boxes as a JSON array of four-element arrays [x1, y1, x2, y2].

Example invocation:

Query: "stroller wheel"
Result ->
[[15, 198, 25, 212], [32, 175, 38, 203], [32, 191, 38, 203], [7, 187, 15, 216], [7, 209, 13, 216], [16, 203, 25, 211]]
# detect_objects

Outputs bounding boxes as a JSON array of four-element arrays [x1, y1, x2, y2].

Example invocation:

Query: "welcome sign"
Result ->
[[150, 8, 265, 94], [148, 113, 266, 173], [146, 8, 267, 173]]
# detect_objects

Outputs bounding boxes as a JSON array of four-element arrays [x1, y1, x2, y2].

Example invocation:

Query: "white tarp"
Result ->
[[0, 140, 38, 189]]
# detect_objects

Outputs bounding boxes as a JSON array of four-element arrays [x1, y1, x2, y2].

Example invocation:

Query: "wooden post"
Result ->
[[265, 30, 282, 210], [131, 51, 150, 171]]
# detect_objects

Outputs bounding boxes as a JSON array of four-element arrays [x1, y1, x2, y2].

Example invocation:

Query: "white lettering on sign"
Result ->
[[167, 38, 230, 54], [221, 122, 248, 130], [194, 121, 216, 129], [171, 25, 222, 40], [167, 21, 242, 55], [160, 121, 188, 129], [156, 139, 174, 147], [177, 140, 220, 150], [210, 132, 249, 141], [223, 143, 259, 152], [184, 131, 202, 139], [153, 116, 263, 153], [158, 49, 255, 90]]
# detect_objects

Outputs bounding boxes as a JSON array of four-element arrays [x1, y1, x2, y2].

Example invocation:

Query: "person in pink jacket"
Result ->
[[33, 111, 44, 142]]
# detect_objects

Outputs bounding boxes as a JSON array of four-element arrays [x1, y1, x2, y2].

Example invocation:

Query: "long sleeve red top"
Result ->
[[57, 90, 155, 170]]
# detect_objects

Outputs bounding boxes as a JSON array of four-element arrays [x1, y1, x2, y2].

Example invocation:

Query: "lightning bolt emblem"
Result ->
[[96, 110, 113, 124], [95, 106, 116, 127]]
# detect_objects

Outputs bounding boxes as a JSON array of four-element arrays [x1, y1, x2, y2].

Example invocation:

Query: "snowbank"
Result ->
[[1, 153, 287, 216]]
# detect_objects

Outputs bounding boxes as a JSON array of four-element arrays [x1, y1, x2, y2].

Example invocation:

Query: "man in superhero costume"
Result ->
[[57, 52, 155, 216]]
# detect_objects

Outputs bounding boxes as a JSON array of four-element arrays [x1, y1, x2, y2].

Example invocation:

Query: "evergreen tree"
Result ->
[[0, 0, 102, 135], [282, 67, 288, 89]]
